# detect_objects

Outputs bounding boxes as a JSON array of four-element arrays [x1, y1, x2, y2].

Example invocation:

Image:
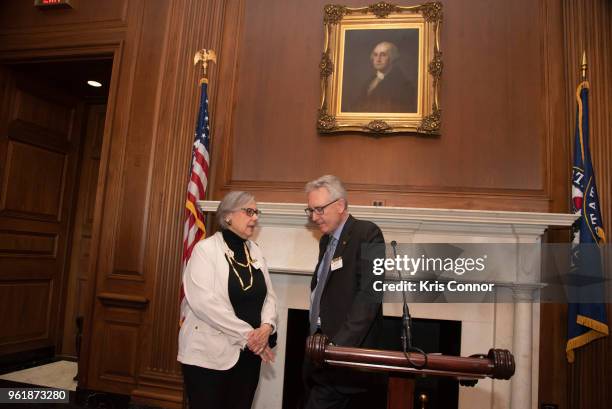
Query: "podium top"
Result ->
[[306, 334, 515, 383]]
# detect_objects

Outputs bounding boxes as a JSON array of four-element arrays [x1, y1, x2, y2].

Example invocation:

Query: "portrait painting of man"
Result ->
[[340, 28, 419, 114]]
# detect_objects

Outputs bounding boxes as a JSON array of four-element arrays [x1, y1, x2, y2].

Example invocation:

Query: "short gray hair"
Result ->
[[305, 175, 348, 208], [216, 191, 255, 229], [372, 41, 399, 62]]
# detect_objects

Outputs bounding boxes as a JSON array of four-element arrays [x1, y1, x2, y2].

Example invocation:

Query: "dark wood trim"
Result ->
[[97, 292, 149, 309]]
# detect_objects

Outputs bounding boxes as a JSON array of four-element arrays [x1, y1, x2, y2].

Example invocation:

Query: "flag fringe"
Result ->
[[566, 314, 609, 363], [577, 314, 609, 335]]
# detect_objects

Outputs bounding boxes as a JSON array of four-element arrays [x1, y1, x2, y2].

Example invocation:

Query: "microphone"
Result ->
[[391, 241, 412, 353]]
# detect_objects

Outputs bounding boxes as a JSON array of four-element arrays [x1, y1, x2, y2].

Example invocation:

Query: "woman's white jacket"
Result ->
[[177, 231, 278, 370]]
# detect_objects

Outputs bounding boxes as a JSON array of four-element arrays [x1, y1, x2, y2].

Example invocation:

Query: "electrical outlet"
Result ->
[[372, 200, 384, 206]]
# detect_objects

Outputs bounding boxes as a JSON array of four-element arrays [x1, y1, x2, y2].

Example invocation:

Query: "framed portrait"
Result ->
[[317, 2, 443, 134]]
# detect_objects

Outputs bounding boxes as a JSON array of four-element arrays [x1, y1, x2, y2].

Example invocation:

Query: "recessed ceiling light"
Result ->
[[87, 80, 102, 87]]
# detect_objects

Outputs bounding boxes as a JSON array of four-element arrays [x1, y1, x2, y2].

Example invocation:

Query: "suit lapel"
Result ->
[[333, 214, 354, 260]]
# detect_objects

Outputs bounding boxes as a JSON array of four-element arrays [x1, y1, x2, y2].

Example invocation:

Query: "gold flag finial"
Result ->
[[193, 49, 217, 82], [580, 51, 587, 81]]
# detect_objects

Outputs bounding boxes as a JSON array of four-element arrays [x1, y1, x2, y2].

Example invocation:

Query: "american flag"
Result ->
[[180, 80, 210, 325]]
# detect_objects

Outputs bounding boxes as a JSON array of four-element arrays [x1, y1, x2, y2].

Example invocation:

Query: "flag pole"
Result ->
[[192, 48, 217, 202], [580, 51, 587, 81], [180, 49, 217, 320], [190, 49, 216, 231]]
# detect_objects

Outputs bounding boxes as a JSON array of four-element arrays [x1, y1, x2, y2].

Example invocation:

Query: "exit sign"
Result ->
[[34, 0, 74, 9]]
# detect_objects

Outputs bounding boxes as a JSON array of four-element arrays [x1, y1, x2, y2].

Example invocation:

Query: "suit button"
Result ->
[[195, 326, 198, 330]]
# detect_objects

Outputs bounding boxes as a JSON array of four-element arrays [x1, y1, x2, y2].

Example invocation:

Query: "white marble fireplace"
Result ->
[[198, 201, 576, 409]]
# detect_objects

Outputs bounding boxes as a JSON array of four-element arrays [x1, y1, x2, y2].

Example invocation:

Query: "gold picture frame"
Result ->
[[317, 2, 443, 134]]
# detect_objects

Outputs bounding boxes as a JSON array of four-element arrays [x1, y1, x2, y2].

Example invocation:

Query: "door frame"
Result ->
[[0, 43, 121, 388]]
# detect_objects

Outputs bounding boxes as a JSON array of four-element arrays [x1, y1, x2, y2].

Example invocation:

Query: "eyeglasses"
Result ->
[[241, 208, 261, 217], [304, 198, 339, 217]]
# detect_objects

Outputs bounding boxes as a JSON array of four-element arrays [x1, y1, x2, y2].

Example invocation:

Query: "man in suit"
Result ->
[[303, 175, 386, 409], [347, 41, 417, 113]]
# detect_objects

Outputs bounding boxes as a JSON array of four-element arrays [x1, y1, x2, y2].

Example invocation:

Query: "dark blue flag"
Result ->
[[566, 80, 609, 363]]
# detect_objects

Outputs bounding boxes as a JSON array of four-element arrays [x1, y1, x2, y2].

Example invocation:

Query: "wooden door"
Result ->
[[0, 66, 83, 362], [60, 104, 105, 357]]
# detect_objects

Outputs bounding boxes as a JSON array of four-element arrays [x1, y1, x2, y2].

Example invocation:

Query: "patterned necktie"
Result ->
[[310, 236, 337, 334]]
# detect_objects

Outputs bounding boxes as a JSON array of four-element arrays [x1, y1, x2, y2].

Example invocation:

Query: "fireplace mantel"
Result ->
[[198, 201, 577, 409], [199, 201, 575, 231]]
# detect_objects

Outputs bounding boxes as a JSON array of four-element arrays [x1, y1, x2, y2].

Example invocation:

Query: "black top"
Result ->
[[222, 229, 266, 329]]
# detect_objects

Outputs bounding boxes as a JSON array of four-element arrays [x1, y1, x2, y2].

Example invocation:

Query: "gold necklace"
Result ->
[[229, 242, 252, 268], [226, 242, 253, 291]]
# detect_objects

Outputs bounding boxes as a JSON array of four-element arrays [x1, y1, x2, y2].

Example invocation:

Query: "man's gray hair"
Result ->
[[305, 175, 348, 208], [216, 191, 255, 229], [373, 41, 399, 62]]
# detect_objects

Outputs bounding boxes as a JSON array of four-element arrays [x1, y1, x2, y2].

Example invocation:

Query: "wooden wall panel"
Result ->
[[3, 142, 65, 218], [13, 90, 74, 136], [0, 0, 189, 400], [99, 322, 139, 381], [562, 0, 612, 242], [90, 301, 145, 393], [565, 0, 612, 408], [0, 0, 128, 32], [0, 281, 51, 348], [538, 2, 612, 409], [0, 64, 83, 362], [82, 0, 170, 394], [109, 5, 169, 279], [210, 0, 562, 211], [1, 82, 75, 221], [0, 231, 56, 256]]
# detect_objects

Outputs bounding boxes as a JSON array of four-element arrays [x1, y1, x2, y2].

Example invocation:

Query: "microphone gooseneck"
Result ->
[[390, 240, 427, 368]]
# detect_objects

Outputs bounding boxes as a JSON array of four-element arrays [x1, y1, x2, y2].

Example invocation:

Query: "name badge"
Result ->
[[331, 257, 343, 271]]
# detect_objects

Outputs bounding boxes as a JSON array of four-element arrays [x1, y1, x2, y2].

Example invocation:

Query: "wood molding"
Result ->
[[97, 292, 148, 309], [199, 200, 577, 231], [131, 371, 183, 409]]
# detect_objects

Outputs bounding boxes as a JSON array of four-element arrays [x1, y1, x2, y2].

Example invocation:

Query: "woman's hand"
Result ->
[[247, 323, 273, 355], [257, 346, 275, 363]]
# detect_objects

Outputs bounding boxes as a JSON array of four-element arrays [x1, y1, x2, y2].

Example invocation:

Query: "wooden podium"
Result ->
[[306, 334, 515, 409]]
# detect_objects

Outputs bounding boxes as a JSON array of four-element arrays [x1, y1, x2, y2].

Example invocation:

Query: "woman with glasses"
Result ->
[[178, 191, 278, 409]]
